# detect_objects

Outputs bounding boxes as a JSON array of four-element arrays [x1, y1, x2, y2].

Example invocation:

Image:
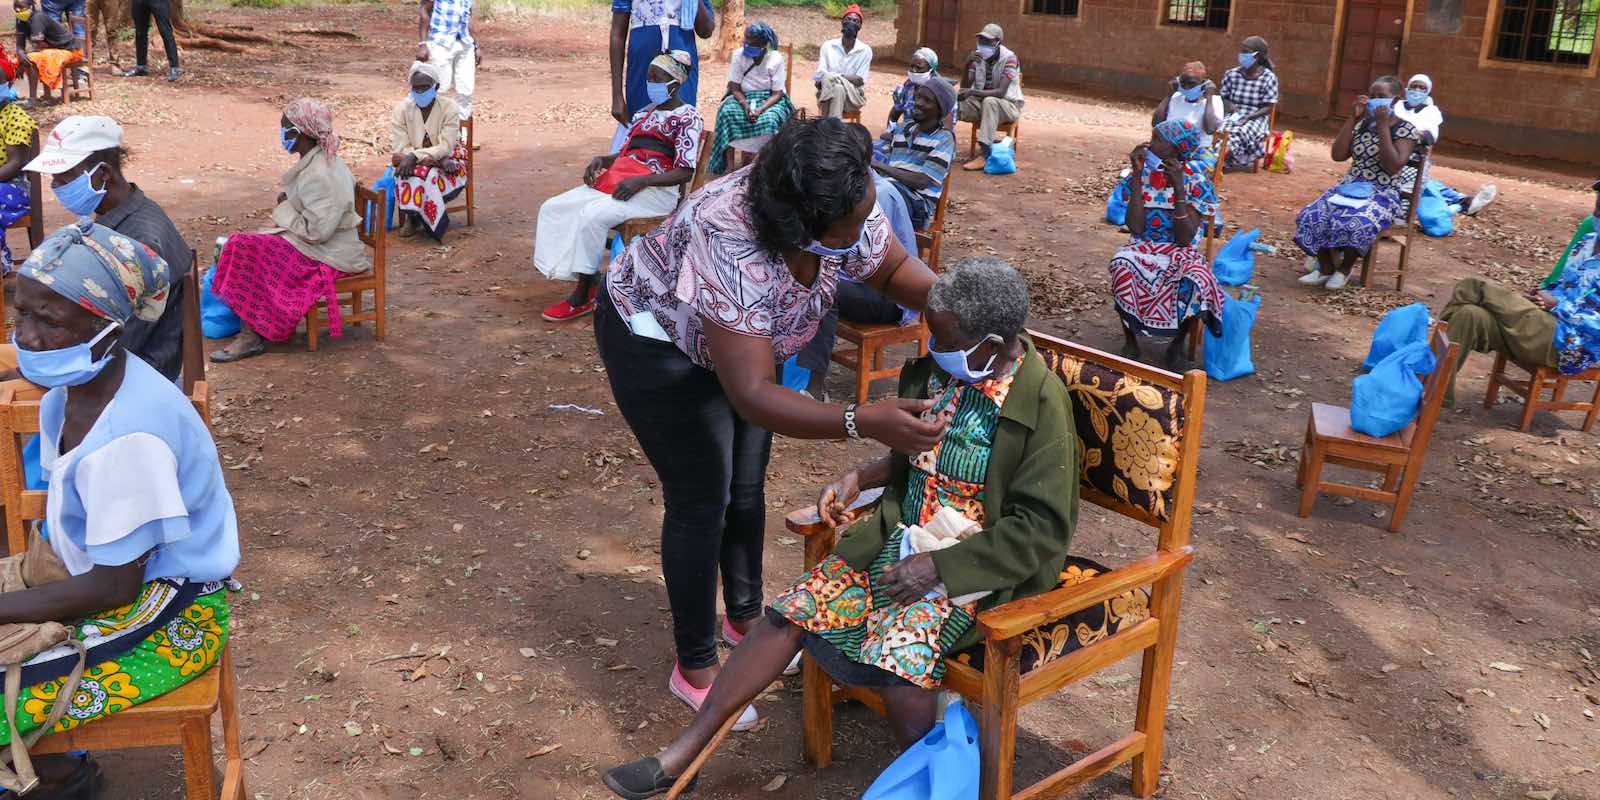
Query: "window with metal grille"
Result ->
[[1493, 0, 1599, 66], [1165, 0, 1230, 29], [1029, 0, 1080, 16]]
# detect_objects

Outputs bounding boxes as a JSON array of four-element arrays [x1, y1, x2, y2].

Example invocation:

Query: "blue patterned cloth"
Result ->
[[1293, 185, 1402, 255], [426, 0, 474, 47], [1135, 120, 1219, 245], [1549, 238, 1600, 374]]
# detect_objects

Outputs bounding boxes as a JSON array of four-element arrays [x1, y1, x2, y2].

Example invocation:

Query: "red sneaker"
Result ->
[[541, 298, 596, 322]]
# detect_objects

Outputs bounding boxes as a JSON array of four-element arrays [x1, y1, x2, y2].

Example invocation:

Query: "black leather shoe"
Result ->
[[601, 756, 696, 799]]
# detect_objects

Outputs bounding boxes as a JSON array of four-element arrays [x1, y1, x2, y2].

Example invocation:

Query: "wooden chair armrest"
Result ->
[[782, 486, 885, 537], [977, 547, 1196, 640]]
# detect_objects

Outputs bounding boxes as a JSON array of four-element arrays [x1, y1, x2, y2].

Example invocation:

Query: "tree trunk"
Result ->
[[716, 0, 744, 61]]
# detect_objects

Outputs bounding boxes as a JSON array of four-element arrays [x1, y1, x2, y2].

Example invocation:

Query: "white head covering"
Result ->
[[409, 60, 443, 86], [912, 47, 939, 73], [1407, 74, 1432, 93], [1395, 74, 1443, 142]]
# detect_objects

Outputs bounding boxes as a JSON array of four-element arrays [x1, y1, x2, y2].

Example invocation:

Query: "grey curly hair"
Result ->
[[926, 256, 1029, 342]]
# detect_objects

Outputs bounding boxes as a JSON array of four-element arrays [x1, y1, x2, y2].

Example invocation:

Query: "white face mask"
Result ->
[[907, 70, 931, 85], [976, 44, 997, 59]]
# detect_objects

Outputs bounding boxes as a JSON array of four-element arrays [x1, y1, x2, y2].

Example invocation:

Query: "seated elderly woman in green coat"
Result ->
[[602, 256, 1078, 799]]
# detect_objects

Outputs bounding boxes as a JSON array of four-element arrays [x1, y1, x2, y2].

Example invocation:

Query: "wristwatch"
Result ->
[[843, 403, 861, 440]]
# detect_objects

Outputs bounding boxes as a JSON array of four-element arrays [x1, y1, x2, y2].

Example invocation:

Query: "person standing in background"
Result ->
[[120, 0, 181, 81], [417, 0, 480, 118], [610, 0, 715, 127]]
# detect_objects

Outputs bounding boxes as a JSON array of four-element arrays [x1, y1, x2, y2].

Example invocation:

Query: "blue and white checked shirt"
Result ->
[[427, 0, 474, 47]]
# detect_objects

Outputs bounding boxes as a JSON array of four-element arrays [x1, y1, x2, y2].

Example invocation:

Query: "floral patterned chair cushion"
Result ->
[[1038, 350, 1187, 522], [951, 556, 1152, 673]]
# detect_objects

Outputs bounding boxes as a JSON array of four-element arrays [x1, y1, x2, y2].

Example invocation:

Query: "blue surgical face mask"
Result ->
[[1405, 88, 1428, 107], [1144, 148, 1163, 172], [1238, 51, 1257, 68], [1367, 97, 1394, 117], [411, 85, 437, 108], [976, 43, 997, 59], [742, 44, 765, 59], [929, 334, 1002, 384], [280, 126, 299, 154], [803, 224, 866, 259], [51, 163, 106, 219], [13, 323, 121, 388], [1180, 83, 1205, 102], [646, 80, 676, 105]]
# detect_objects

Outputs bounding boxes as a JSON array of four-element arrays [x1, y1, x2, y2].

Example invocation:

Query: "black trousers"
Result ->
[[131, 0, 179, 70], [594, 292, 773, 670], [795, 280, 906, 374]]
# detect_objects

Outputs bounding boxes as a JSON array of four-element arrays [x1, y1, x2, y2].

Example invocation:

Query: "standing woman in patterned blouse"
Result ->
[[1218, 35, 1278, 172], [596, 117, 941, 736], [1293, 76, 1418, 291]]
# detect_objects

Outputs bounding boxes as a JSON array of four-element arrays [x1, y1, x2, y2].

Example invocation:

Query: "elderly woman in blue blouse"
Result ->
[[0, 222, 239, 794]]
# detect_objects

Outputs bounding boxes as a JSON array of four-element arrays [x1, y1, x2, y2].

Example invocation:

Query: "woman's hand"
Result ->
[[1371, 100, 1394, 129], [857, 398, 946, 454], [391, 152, 405, 167], [881, 553, 940, 605], [745, 105, 761, 123], [612, 176, 646, 201], [818, 469, 862, 528], [583, 156, 608, 187], [1163, 155, 1186, 191], [1353, 94, 1370, 119]]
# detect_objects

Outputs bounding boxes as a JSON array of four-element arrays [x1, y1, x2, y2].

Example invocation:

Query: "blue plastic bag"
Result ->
[[1361, 302, 1430, 372], [983, 137, 1017, 175], [864, 700, 980, 800], [1211, 228, 1262, 287], [779, 355, 810, 394], [1105, 175, 1130, 226], [1417, 180, 1455, 237], [199, 268, 242, 340], [373, 167, 399, 230], [1203, 292, 1260, 382], [1351, 340, 1437, 437]]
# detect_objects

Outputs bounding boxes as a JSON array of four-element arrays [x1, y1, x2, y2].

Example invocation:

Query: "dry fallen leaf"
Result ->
[[519, 647, 537, 658], [1489, 662, 1524, 673], [762, 775, 788, 792], [527, 743, 562, 758], [1532, 711, 1551, 731]]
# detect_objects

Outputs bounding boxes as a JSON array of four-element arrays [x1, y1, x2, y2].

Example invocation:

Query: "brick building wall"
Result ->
[[893, 0, 1599, 161]]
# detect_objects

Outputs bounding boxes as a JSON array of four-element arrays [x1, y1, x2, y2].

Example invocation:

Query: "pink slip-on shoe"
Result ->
[[669, 664, 759, 731]]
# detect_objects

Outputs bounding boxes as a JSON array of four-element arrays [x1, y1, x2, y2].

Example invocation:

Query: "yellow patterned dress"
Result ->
[[0, 101, 36, 271], [770, 360, 1021, 689]]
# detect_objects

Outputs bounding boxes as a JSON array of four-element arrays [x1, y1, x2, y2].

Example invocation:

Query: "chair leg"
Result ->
[[1388, 462, 1423, 533], [1484, 352, 1507, 409], [801, 656, 834, 768], [305, 307, 320, 352], [1296, 437, 1326, 518], [1132, 573, 1185, 798], [1356, 248, 1373, 288], [977, 637, 1020, 800], [1394, 242, 1408, 292], [1382, 464, 1403, 492], [855, 348, 872, 405], [1584, 378, 1600, 433], [180, 716, 217, 800], [1519, 369, 1544, 432], [219, 648, 247, 800]]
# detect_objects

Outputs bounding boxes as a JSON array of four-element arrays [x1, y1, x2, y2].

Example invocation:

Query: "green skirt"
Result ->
[[709, 91, 796, 175], [0, 582, 230, 745]]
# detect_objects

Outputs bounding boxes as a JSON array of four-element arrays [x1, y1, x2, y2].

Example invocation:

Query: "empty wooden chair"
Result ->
[[1357, 145, 1430, 292], [1483, 355, 1600, 433], [828, 169, 955, 403], [305, 184, 386, 351], [444, 116, 475, 228], [790, 332, 1205, 799], [0, 385, 245, 800], [1296, 324, 1458, 532]]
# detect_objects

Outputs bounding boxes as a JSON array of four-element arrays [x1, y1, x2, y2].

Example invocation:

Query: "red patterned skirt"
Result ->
[[1108, 239, 1225, 338], [210, 233, 342, 343]]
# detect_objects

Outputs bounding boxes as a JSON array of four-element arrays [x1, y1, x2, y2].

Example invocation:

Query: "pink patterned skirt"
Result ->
[[210, 233, 342, 343]]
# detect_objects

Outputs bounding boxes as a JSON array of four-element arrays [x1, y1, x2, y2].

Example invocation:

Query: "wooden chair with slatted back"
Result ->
[[783, 332, 1205, 800], [4, 129, 44, 262], [0, 383, 244, 799], [1211, 129, 1229, 188], [179, 250, 211, 427], [1357, 145, 1430, 292], [828, 169, 955, 403], [1483, 356, 1600, 433], [305, 184, 386, 351], [1296, 323, 1458, 532], [444, 116, 474, 228], [1250, 105, 1278, 173]]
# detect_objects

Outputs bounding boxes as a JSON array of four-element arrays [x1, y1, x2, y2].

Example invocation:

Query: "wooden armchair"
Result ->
[[1357, 145, 1430, 292], [1296, 324, 1458, 532], [305, 184, 386, 351], [180, 251, 211, 427], [444, 116, 475, 228], [788, 332, 1206, 799], [829, 169, 955, 403], [0, 386, 245, 799], [4, 129, 44, 261], [1483, 355, 1600, 433]]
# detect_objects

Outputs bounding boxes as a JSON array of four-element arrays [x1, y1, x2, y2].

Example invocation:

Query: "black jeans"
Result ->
[[795, 280, 906, 374], [131, 0, 179, 70], [594, 293, 773, 670]]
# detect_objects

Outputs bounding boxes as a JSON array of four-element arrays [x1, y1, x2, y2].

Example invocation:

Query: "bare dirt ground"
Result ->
[[26, 2, 1599, 798]]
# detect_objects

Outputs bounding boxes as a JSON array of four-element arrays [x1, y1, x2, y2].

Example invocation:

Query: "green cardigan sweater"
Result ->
[[831, 337, 1080, 653]]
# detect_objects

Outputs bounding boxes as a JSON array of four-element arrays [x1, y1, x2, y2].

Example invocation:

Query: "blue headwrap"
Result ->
[[746, 21, 778, 50], [18, 222, 171, 324], [1154, 119, 1205, 161]]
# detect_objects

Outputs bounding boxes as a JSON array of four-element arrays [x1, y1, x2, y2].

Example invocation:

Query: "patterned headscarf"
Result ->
[[409, 60, 442, 86], [913, 47, 939, 74], [746, 21, 778, 50], [284, 97, 339, 162], [19, 221, 170, 324], [650, 50, 693, 85], [1155, 119, 1205, 162]]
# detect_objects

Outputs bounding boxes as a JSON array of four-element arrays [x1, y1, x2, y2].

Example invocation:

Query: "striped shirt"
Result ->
[[426, 0, 474, 47], [886, 121, 956, 204]]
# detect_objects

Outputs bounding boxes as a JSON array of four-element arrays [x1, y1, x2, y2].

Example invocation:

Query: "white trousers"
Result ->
[[426, 39, 477, 117], [533, 184, 679, 280]]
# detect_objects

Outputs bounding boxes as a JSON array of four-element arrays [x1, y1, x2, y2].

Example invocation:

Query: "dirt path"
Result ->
[[33, 4, 1598, 798]]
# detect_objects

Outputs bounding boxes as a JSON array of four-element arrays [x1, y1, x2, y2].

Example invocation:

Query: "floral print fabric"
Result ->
[[1549, 238, 1600, 374], [19, 222, 171, 324]]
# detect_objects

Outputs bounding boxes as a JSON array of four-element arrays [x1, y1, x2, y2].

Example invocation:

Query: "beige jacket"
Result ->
[[390, 96, 462, 163], [268, 151, 369, 274]]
